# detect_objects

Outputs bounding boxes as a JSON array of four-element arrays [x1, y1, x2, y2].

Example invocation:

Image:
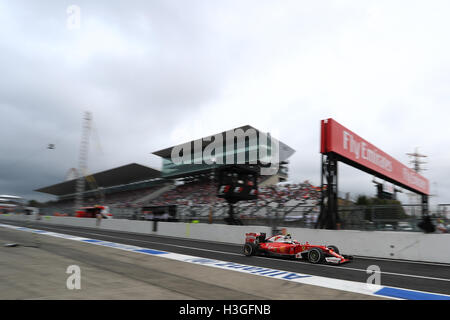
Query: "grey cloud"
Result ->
[[0, 0, 449, 209]]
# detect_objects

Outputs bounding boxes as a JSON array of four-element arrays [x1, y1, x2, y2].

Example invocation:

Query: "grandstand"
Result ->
[[137, 180, 322, 226], [35, 163, 169, 215], [35, 125, 324, 222], [147, 125, 322, 223]]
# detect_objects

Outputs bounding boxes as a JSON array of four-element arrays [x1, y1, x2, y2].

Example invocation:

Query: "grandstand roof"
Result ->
[[35, 163, 161, 196], [152, 124, 295, 160], [153, 125, 253, 158]]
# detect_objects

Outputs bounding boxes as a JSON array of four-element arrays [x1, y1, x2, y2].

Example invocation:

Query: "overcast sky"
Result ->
[[1, 0, 449, 209]]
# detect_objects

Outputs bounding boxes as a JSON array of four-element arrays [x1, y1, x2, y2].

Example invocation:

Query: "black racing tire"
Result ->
[[243, 243, 257, 256], [327, 245, 340, 254], [308, 248, 324, 264]]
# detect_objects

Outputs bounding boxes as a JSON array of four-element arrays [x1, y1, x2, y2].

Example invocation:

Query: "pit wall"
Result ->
[[1, 214, 449, 264]]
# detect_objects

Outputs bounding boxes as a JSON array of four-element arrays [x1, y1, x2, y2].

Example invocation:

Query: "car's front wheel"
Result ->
[[308, 248, 324, 264]]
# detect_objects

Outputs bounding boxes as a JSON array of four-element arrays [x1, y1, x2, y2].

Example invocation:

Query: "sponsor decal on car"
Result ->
[[325, 257, 342, 264]]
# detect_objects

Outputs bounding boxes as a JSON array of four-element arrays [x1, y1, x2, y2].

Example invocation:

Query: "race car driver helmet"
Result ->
[[285, 234, 292, 241]]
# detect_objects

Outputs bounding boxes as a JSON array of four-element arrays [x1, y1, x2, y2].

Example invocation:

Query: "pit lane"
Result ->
[[2, 220, 449, 296]]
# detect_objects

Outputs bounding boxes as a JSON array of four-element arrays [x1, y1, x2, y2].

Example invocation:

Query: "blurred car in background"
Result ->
[[398, 222, 414, 231], [75, 205, 113, 219]]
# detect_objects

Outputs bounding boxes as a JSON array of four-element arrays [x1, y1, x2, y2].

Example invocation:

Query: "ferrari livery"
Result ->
[[243, 232, 353, 264]]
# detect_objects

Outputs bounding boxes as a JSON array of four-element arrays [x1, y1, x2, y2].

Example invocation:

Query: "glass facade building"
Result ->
[[153, 125, 295, 179]]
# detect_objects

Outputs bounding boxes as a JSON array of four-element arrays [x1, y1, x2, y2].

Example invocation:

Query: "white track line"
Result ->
[[352, 255, 450, 267]]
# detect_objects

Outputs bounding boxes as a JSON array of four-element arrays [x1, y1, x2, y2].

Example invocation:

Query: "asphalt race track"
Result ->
[[2, 220, 449, 296]]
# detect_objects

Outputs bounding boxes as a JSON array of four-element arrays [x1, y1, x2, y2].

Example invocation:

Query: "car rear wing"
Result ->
[[245, 232, 266, 243]]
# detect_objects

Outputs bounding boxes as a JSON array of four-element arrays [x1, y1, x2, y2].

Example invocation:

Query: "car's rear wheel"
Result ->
[[243, 243, 257, 256], [308, 248, 324, 264], [327, 245, 340, 254]]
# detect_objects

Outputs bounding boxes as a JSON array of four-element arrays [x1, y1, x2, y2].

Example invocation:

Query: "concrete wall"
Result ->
[[283, 226, 450, 263], [1, 214, 449, 263]]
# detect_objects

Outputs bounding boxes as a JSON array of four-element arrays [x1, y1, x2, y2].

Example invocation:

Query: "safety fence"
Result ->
[[34, 201, 449, 233], [108, 202, 448, 232]]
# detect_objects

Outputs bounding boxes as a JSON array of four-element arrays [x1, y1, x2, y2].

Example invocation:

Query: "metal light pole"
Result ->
[[74, 111, 92, 215], [209, 157, 216, 224]]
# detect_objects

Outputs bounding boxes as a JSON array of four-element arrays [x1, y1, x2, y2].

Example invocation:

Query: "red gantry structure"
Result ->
[[318, 118, 430, 229]]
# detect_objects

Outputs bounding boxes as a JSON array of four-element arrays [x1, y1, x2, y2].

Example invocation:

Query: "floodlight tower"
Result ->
[[405, 147, 427, 216], [406, 147, 427, 173], [74, 111, 92, 214]]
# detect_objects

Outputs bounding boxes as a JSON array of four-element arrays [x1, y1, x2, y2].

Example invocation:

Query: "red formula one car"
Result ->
[[243, 232, 353, 264]]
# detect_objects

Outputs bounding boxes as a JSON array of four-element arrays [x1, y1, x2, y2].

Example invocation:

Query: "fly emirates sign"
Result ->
[[343, 131, 393, 173], [321, 118, 429, 195]]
